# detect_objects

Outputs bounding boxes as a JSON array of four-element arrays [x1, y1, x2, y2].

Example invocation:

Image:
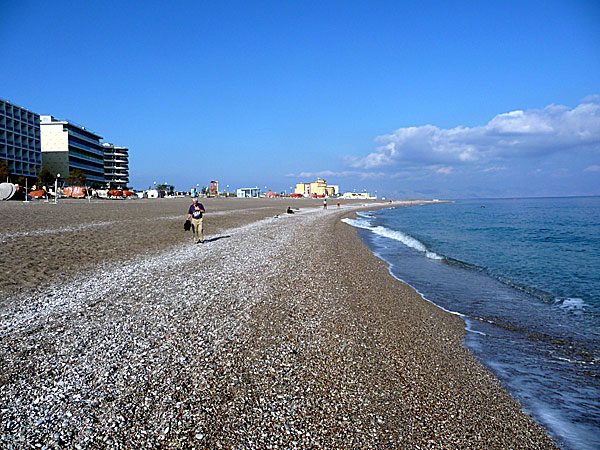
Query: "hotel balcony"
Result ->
[[69, 140, 104, 157]]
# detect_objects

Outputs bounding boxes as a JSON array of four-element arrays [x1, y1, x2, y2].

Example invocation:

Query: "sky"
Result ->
[[1, 0, 599, 198]]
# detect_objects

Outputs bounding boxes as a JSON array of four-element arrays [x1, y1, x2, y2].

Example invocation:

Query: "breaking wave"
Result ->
[[342, 217, 443, 260]]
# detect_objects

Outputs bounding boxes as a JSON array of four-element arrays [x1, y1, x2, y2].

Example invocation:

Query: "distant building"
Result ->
[[311, 178, 327, 196], [295, 178, 338, 197], [341, 191, 376, 200], [40, 115, 104, 184], [295, 182, 311, 196], [103, 143, 129, 188], [237, 187, 260, 198], [210, 180, 218, 196], [0, 99, 41, 178]]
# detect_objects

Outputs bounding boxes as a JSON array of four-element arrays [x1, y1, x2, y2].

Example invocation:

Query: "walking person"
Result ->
[[187, 198, 206, 243], [323, 198, 327, 209]]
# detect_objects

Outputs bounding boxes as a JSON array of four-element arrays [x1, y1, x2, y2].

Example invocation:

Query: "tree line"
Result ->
[[0, 161, 87, 187]]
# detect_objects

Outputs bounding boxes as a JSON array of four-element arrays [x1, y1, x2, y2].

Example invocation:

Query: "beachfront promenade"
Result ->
[[0, 198, 557, 448]]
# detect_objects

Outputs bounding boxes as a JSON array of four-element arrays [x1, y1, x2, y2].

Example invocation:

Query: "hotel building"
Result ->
[[40, 115, 104, 184], [295, 178, 339, 197], [0, 99, 41, 178], [103, 143, 129, 188]]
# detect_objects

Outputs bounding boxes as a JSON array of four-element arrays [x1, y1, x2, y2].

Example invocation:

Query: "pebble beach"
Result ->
[[0, 198, 558, 449]]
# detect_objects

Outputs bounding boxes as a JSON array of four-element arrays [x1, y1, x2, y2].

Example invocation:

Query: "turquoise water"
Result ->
[[343, 197, 600, 450]]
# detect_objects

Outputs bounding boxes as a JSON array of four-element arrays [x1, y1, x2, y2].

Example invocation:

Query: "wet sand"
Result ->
[[0, 198, 557, 448]]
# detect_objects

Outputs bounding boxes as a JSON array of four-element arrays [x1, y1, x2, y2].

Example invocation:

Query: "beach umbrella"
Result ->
[[29, 189, 46, 198], [0, 183, 16, 201]]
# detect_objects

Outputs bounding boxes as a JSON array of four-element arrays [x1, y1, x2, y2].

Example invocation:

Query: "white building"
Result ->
[[341, 192, 377, 200], [0, 99, 41, 178], [237, 187, 260, 198], [103, 143, 129, 188], [40, 115, 104, 184]]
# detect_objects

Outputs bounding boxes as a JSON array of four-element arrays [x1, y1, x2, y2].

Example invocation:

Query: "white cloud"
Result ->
[[481, 166, 508, 172], [582, 94, 600, 103], [436, 166, 453, 174], [349, 97, 600, 169], [287, 170, 384, 180], [584, 165, 600, 172]]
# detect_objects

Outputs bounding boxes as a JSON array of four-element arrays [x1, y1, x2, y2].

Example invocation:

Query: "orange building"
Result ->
[[210, 180, 218, 196]]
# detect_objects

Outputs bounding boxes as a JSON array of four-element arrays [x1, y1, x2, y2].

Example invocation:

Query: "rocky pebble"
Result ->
[[0, 203, 558, 448]]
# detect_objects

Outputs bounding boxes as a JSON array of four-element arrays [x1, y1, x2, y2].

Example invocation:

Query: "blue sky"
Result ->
[[2, 0, 599, 198]]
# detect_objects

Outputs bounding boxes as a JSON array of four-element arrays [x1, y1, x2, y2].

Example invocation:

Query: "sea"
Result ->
[[342, 196, 600, 450]]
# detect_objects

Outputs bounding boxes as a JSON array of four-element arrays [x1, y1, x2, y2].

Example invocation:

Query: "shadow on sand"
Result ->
[[204, 235, 231, 243]]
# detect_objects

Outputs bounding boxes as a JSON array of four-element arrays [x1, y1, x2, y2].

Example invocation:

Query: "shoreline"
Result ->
[[335, 207, 558, 448], [0, 199, 557, 448], [0, 198, 435, 297], [348, 200, 600, 450]]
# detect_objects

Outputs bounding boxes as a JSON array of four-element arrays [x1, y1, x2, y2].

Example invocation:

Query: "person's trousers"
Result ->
[[191, 217, 203, 243]]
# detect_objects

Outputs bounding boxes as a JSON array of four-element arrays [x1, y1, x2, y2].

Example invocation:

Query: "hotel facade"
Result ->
[[295, 178, 339, 197], [103, 143, 129, 188], [0, 99, 42, 178], [40, 115, 105, 184]]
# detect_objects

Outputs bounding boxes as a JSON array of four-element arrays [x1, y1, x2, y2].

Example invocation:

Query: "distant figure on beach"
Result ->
[[186, 198, 205, 244], [323, 198, 327, 209], [337, 200, 340, 208], [287, 206, 294, 214]]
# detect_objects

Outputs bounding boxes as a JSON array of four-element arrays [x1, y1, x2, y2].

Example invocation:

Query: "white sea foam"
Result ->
[[342, 218, 443, 260], [555, 297, 588, 311], [464, 319, 487, 336], [375, 256, 464, 316]]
